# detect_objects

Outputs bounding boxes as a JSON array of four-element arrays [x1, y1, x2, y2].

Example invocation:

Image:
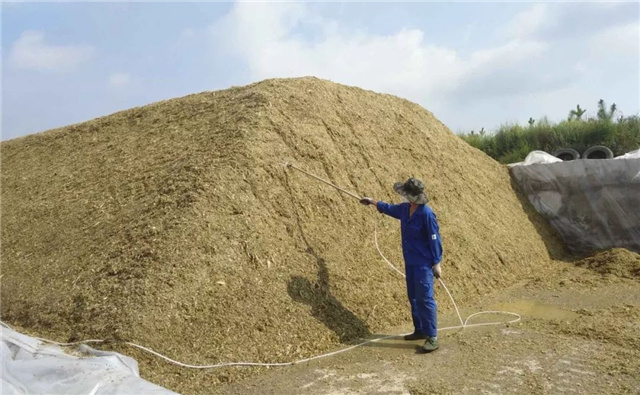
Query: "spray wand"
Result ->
[[284, 162, 363, 201]]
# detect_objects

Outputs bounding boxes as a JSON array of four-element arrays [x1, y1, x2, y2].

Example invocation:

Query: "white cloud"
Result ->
[[9, 30, 94, 72], [108, 73, 131, 88], [591, 22, 640, 58], [505, 2, 639, 42], [469, 40, 547, 67], [201, 2, 636, 133], [209, 2, 552, 105], [505, 4, 550, 39]]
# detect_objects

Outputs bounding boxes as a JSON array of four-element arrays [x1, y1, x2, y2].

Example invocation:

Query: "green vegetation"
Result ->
[[460, 100, 640, 164]]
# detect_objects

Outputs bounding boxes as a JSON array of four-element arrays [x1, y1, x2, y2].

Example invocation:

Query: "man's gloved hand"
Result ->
[[433, 263, 442, 279], [360, 197, 375, 206]]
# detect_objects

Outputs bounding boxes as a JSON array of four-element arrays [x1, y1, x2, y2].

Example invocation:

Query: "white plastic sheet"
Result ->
[[508, 150, 563, 167], [510, 154, 640, 254], [1, 326, 176, 395], [614, 148, 640, 160]]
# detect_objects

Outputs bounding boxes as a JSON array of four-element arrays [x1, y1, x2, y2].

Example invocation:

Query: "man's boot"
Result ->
[[421, 337, 439, 352], [404, 332, 427, 340]]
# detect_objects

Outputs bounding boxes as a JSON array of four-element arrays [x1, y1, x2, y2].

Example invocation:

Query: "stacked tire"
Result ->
[[553, 148, 580, 161], [553, 146, 614, 161], [583, 145, 614, 159]]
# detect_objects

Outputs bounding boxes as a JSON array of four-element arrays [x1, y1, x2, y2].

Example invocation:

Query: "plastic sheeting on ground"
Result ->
[[510, 156, 640, 254], [1, 325, 176, 395], [508, 150, 563, 167], [614, 148, 640, 160]]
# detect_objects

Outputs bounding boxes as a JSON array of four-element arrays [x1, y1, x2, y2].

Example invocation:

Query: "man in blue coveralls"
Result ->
[[360, 177, 443, 352]]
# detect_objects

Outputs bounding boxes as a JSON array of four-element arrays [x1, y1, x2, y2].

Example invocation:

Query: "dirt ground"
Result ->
[[7, 251, 637, 394], [208, 255, 640, 395]]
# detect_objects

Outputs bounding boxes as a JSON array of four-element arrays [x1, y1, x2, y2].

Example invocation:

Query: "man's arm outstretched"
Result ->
[[360, 197, 403, 220]]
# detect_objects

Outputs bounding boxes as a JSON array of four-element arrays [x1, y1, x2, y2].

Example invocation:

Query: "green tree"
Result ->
[[528, 117, 535, 127], [597, 99, 617, 122], [568, 104, 586, 121]]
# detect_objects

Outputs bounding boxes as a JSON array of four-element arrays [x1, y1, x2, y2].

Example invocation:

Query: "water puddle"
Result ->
[[490, 300, 580, 321]]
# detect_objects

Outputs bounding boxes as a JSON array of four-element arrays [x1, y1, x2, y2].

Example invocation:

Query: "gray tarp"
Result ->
[[510, 157, 640, 254]]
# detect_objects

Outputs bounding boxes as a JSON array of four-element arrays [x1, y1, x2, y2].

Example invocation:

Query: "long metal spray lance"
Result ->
[[284, 162, 362, 201]]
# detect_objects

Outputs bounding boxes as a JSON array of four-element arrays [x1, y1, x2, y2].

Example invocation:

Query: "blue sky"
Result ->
[[2, 1, 639, 140]]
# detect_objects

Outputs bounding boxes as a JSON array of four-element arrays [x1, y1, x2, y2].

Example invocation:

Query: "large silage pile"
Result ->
[[1, 77, 561, 393]]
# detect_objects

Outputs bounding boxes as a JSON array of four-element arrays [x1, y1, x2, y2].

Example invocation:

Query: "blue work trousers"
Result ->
[[406, 265, 437, 337]]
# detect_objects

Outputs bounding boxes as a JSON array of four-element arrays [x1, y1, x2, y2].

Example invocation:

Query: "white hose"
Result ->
[[0, 209, 520, 369]]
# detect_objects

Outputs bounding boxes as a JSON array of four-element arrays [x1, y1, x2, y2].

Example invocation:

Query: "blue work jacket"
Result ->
[[376, 201, 443, 266]]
